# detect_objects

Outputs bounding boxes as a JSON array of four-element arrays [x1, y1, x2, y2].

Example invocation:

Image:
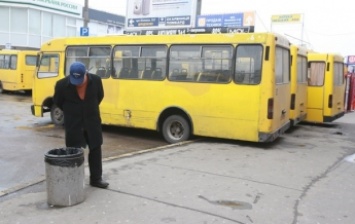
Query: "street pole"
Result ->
[[301, 13, 305, 46], [83, 0, 89, 28]]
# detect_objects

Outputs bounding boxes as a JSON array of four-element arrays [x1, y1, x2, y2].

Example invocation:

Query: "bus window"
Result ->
[[113, 45, 140, 79], [66, 46, 88, 68], [201, 45, 232, 83], [113, 45, 167, 80], [26, 55, 37, 66], [38, 54, 59, 78], [66, 46, 111, 78], [308, 62, 325, 86], [275, 47, 290, 84], [4, 55, 10, 69], [169, 45, 232, 83], [297, 56, 307, 83], [334, 62, 344, 86], [235, 45, 262, 84], [0, 55, 4, 68], [141, 46, 167, 80], [169, 45, 202, 81], [10, 55, 17, 70]]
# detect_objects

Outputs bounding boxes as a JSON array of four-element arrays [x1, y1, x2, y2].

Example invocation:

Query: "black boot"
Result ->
[[90, 178, 109, 188]]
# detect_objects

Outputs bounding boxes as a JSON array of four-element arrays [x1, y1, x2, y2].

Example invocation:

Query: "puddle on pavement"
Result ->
[[198, 195, 252, 210], [344, 153, 355, 163]]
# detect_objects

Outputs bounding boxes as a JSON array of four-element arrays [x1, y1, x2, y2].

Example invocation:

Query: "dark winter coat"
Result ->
[[53, 73, 104, 149]]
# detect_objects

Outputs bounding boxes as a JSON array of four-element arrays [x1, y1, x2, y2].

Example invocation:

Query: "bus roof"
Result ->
[[291, 44, 309, 56], [308, 52, 344, 62], [40, 32, 290, 51], [0, 49, 38, 55]]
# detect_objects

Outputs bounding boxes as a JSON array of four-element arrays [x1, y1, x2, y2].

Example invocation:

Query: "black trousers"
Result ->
[[82, 130, 103, 181], [88, 146, 103, 181]]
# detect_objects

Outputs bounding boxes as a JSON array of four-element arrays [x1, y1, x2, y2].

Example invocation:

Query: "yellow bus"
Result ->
[[31, 32, 291, 143], [0, 49, 38, 93], [305, 52, 345, 123], [289, 45, 308, 126]]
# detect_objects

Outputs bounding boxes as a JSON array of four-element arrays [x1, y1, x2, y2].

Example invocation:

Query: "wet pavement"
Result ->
[[0, 93, 167, 194]]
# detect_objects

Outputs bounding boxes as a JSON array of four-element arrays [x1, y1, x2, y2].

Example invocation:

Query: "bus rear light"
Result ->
[[328, 94, 333, 108], [290, 94, 296, 110], [267, 98, 274, 119]]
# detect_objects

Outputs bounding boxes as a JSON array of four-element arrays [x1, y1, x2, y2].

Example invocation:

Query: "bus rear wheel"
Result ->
[[50, 104, 64, 125], [162, 115, 190, 144], [0, 82, 3, 94]]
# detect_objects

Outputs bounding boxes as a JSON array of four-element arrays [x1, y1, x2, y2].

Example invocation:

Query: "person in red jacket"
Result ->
[[53, 61, 109, 188]]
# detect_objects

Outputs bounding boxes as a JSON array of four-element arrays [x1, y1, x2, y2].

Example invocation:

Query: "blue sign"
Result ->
[[127, 17, 159, 28], [196, 13, 244, 28], [80, 27, 89, 36], [166, 16, 191, 26], [127, 16, 191, 28]]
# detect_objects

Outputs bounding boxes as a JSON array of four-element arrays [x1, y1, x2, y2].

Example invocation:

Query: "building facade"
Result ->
[[0, 0, 125, 50]]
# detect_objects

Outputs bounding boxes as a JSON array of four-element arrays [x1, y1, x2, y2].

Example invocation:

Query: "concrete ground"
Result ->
[[0, 112, 354, 224]]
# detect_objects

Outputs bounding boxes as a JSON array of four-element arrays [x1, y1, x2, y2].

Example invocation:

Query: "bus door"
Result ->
[[295, 55, 308, 121], [323, 61, 345, 121], [33, 52, 61, 117], [273, 46, 291, 132], [306, 61, 325, 122], [7, 55, 17, 88], [290, 45, 308, 125], [23, 53, 37, 89], [0, 54, 17, 90]]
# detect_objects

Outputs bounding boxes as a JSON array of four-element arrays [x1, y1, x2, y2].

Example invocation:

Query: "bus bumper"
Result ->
[[323, 111, 345, 122], [259, 121, 291, 142], [291, 113, 307, 126]]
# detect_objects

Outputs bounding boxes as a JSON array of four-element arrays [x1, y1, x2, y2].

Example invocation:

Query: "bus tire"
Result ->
[[162, 115, 190, 144], [0, 82, 3, 94], [50, 104, 64, 126]]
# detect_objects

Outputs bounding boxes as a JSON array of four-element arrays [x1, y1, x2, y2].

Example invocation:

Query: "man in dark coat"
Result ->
[[53, 61, 109, 188]]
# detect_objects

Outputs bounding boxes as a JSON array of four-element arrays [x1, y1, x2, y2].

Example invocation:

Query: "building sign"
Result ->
[[88, 8, 125, 26], [124, 26, 253, 35], [126, 0, 198, 31], [196, 12, 255, 32], [5, 43, 12, 49], [271, 14, 302, 23], [0, 0, 82, 16]]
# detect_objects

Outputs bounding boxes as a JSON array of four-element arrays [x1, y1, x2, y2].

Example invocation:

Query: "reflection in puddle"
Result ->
[[345, 153, 355, 163]]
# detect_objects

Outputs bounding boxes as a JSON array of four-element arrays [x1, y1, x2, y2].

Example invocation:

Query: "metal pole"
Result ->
[[301, 13, 305, 46], [83, 0, 89, 27]]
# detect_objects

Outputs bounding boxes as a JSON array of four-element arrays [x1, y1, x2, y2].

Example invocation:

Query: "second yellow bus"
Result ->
[[0, 49, 38, 93]]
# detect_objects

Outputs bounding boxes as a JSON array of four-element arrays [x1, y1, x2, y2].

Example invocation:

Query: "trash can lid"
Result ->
[[45, 147, 84, 158]]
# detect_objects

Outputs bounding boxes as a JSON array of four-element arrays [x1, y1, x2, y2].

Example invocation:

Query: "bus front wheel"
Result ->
[[50, 104, 64, 125], [162, 115, 190, 144]]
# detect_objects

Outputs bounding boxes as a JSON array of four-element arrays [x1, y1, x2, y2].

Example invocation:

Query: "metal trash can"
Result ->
[[44, 147, 85, 207]]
